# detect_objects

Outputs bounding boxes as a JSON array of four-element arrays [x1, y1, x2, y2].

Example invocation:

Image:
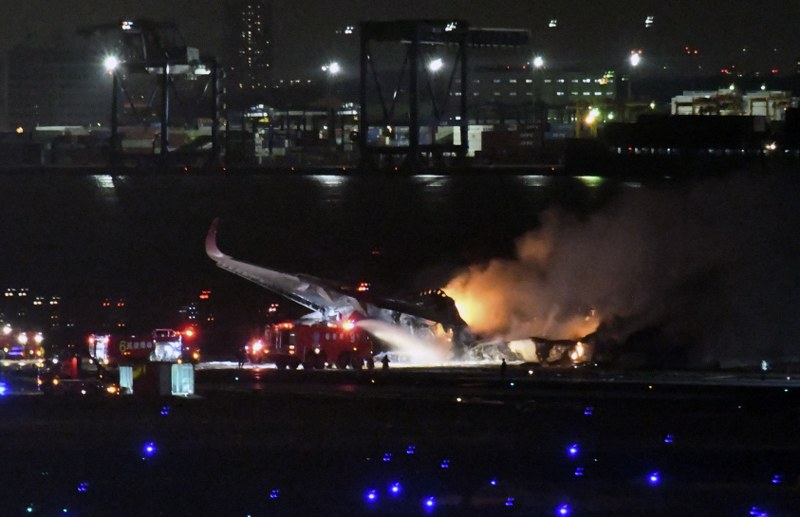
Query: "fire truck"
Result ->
[[0, 323, 45, 362], [245, 319, 375, 370], [88, 328, 200, 366]]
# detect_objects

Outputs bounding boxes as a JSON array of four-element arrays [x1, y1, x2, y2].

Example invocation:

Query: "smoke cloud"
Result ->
[[444, 171, 800, 367]]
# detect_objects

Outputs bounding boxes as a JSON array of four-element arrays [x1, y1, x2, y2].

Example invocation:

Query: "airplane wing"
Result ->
[[205, 219, 365, 318]]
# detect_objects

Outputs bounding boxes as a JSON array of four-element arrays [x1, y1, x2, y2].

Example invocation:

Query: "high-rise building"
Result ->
[[226, 0, 272, 99]]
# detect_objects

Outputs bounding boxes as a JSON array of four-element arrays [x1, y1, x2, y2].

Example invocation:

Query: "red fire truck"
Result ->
[[245, 319, 375, 370], [0, 323, 45, 362], [88, 328, 200, 366]]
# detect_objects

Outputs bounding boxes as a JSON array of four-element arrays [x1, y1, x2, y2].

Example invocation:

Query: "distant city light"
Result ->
[[428, 58, 444, 73], [629, 50, 642, 67], [548, 18, 558, 28], [532, 55, 545, 69], [645, 15, 655, 28]]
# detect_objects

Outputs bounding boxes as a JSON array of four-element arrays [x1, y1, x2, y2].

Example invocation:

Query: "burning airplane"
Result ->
[[205, 220, 481, 362]]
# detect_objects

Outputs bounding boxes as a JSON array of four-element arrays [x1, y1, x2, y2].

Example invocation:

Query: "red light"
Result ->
[[183, 328, 195, 338], [343, 320, 356, 331], [771, 69, 779, 74]]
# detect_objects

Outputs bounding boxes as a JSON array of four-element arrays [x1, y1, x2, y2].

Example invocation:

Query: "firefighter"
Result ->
[[381, 354, 390, 371], [237, 346, 247, 369], [501, 358, 508, 376]]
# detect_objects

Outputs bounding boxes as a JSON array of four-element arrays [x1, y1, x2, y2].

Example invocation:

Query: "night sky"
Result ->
[[3, 1, 799, 76]]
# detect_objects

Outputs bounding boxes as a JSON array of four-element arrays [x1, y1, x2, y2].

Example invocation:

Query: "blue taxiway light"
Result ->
[[440, 459, 450, 469], [365, 489, 378, 503], [389, 482, 402, 495], [77, 482, 89, 493], [648, 472, 661, 485], [160, 405, 171, 416], [584, 406, 593, 415], [567, 444, 579, 457], [664, 433, 674, 444], [383, 452, 392, 462], [574, 467, 584, 477], [142, 442, 157, 458], [557, 503, 571, 516], [406, 445, 416, 455]]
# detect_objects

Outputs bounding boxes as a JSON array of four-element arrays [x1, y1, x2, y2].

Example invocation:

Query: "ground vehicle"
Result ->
[[39, 352, 120, 396], [0, 324, 45, 362], [245, 319, 374, 370], [88, 328, 198, 366]]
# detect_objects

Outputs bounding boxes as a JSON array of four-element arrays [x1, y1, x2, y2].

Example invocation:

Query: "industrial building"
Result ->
[[671, 89, 795, 122]]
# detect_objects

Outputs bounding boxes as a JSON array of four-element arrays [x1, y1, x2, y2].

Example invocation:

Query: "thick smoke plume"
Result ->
[[445, 171, 800, 367]]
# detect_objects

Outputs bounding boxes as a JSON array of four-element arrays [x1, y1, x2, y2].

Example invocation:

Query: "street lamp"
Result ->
[[532, 55, 545, 69], [104, 55, 120, 167], [428, 57, 444, 73], [629, 50, 642, 68], [321, 61, 341, 149], [626, 50, 643, 121], [425, 57, 446, 147]]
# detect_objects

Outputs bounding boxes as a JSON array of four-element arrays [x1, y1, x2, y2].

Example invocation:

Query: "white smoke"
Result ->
[[445, 170, 800, 367]]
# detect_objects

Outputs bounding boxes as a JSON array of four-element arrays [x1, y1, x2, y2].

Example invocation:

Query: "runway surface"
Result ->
[[0, 364, 798, 516]]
